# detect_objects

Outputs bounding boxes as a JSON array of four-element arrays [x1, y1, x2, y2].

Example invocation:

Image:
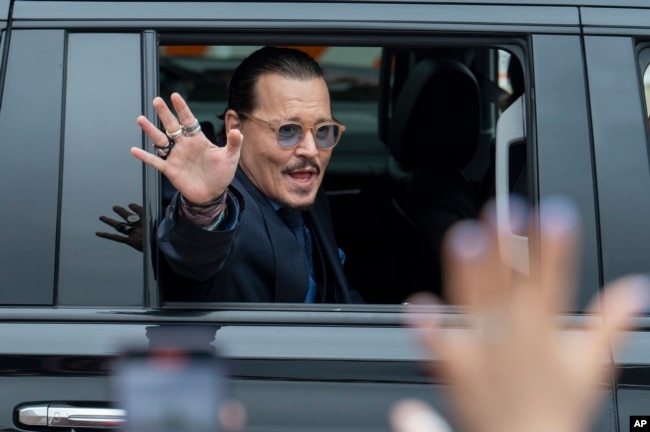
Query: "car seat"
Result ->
[[386, 57, 482, 301]]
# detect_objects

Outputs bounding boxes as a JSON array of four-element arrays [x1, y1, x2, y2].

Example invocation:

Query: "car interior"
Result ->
[[159, 43, 527, 305]]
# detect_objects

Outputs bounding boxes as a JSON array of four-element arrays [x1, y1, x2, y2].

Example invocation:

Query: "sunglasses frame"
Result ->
[[239, 112, 346, 149]]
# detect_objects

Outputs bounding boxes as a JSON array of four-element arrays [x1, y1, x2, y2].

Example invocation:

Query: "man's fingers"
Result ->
[[170, 93, 198, 129], [390, 400, 453, 432], [130, 147, 167, 173], [136, 115, 170, 148], [153, 96, 183, 134], [225, 129, 244, 159]]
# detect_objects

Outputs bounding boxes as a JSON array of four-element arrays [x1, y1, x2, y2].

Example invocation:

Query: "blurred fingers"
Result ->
[[403, 293, 442, 352], [587, 275, 650, 353], [536, 196, 581, 314], [219, 399, 247, 432], [443, 218, 508, 312], [390, 399, 453, 432]]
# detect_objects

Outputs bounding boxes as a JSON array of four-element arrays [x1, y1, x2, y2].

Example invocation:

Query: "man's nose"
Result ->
[[295, 128, 319, 158]]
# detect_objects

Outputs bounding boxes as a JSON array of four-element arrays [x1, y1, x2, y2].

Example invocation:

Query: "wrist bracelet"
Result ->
[[180, 190, 229, 226], [183, 191, 227, 213]]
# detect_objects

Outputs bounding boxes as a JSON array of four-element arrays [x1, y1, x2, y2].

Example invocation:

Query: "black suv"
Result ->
[[2, 1, 650, 431]]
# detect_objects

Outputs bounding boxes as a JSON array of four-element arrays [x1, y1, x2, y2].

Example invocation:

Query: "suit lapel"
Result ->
[[234, 170, 309, 302], [307, 191, 351, 303]]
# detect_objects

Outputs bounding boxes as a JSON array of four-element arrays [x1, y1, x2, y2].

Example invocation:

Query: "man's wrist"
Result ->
[[183, 191, 227, 213], [179, 190, 229, 227]]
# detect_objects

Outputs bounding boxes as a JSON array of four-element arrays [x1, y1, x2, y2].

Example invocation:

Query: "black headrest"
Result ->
[[388, 58, 481, 171]]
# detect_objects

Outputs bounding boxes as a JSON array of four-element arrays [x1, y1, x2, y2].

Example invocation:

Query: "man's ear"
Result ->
[[224, 109, 242, 134]]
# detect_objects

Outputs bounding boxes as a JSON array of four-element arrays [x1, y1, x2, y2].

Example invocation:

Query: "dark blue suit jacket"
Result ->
[[158, 169, 356, 303]]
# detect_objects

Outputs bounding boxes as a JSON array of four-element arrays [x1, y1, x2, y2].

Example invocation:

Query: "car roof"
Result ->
[[8, 0, 650, 5]]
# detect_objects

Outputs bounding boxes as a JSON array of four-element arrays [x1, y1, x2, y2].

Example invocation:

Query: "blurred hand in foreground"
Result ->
[[392, 197, 649, 432]]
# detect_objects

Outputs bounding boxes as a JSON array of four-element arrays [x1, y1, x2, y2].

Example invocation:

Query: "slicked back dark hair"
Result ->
[[217, 46, 326, 144]]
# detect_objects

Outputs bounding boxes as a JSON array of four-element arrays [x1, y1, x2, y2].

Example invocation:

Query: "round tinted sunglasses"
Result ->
[[239, 112, 346, 149]]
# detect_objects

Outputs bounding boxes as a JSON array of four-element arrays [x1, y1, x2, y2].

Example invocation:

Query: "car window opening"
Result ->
[[154, 44, 528, 306]]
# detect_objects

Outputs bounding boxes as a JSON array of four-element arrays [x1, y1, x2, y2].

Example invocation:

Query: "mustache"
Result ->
[[283, 159, 321, 176]]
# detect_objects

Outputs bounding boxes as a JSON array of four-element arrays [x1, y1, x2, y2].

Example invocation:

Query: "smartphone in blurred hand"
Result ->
[[112, 347, 225, 432]]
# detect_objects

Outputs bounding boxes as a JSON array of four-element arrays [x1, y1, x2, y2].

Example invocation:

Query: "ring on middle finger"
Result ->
[[166, 126, 183, 140], [182, 119, 202, 136]]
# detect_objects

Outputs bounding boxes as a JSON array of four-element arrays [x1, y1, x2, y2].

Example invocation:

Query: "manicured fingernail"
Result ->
[[447, 220, 489, 261], [539, 195, 579, 235]]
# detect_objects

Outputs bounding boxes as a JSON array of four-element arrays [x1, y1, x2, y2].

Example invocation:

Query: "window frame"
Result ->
[[150, 32, 544, 312]]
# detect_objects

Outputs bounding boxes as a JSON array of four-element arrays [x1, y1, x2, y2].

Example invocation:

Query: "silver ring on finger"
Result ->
[[182, 119, 202, 136], [154, 139, 175, 160], [116, 223, 135, 235], [166, 126, 183, 140]]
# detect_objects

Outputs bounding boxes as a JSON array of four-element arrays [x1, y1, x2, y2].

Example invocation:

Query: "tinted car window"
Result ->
[[0, 30, 65, 305], [57, 33, 144, 306], [0, 31, 145, 306]]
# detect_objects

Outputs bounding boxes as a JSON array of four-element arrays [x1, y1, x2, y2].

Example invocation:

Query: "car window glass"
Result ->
[[157, 43, 528, 306], [0, 30, 65, 305], [56, 33, 144, 306]]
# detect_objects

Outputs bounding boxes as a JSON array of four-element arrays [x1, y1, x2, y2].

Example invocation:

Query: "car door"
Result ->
[[0, 9, 151, 432]]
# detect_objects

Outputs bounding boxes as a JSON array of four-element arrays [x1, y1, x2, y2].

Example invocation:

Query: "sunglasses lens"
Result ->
[[315, 124, 340, 148], [274, 122, 343, 148], [277, 123, 303, 147]]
